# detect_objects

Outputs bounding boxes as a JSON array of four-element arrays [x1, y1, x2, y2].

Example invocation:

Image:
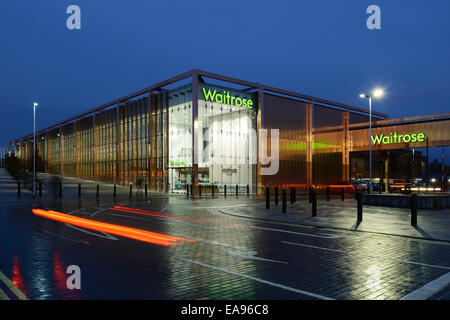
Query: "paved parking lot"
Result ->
[[1, 193, 449, 300]]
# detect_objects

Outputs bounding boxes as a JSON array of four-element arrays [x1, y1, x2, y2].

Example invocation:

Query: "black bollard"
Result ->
[[275, 186, 279, 205], [78, 183, 81, 198], [129, 184, 132, 198], [145, 184, 148, 197], [39, 182, 42, 198], [265, 187, 270, 209], [59, 182, 62, 198], [341, 187, 345, 202], [236, 184, 238, 197], [18, 182, 21, 198], [411, 193, 418, 226], [199, 184, 202, 197], [212, 184, 215, 197], [355, 187, 358, 200], [309, 186, 312, 203], [312, 188, 317, 216], [326, 186, 330, 202], [282, 188, 287, 213], [357, 192, 363, 221], [96, 185, 99, 198], [113, 184, 116, 198], [224, 185, 227, 198], [247, 184, 249, 197], [186, 184, 189, 196]]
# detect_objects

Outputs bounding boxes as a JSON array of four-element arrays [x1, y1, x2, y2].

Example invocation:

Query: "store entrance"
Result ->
[[169, 167, 192, 193]]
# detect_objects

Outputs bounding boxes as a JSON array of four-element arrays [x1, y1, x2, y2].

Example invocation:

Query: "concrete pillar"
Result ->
[[191, 71, 199, 197], [306, 102, 313, 187], [257, 87, 264, 195], [342, 110, 350, 183], [164, 90, 169, 193]]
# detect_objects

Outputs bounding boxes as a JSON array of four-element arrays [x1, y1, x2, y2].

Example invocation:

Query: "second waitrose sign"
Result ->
[[371, 132, 426, 145], [202, 87, 254, 109]]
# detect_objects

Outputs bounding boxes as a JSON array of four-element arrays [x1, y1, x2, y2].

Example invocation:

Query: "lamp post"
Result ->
[[33, 102, 38, 198], [57, 132, 64, 181], [359, 89, 384, 193]]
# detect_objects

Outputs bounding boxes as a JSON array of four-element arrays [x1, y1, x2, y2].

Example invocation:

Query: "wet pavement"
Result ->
[[1, 170, 450, 300]]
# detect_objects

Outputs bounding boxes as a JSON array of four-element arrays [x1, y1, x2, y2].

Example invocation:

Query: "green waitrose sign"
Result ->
[[202, 87, 253, 109], [371, 132, 426, 145]]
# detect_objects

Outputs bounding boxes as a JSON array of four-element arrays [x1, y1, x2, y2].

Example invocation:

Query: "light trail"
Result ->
[[32, 209, 195, 247]]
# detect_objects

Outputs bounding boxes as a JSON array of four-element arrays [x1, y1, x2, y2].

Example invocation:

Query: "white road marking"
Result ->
[[175, 235, 288, 264], [227, 252, 288, 264], [249, 225, 348, 239], [66, 207, 117, 239], [0, 270, 28, 300], [281, 241, 450, 270], [44, 230, 90, 245], [110, 212, 215, 229], [64, 224, 119, 240], [90, 208, 107, 217], [198, 204, 248, 209], [67, 208, 85, 214], [177, 258, 333, 300], [400, 272, 450, 300], [0, 287, 9, 300]]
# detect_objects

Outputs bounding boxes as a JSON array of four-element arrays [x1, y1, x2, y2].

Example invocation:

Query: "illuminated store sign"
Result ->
[[169, 160, 186, 167], [371, 132, 426, 145], [202, 87, 253, 109]]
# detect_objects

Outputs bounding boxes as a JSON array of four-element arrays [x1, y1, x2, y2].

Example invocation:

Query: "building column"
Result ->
[[306, 102, 313, 187], [191, 71, 199, 197], [59, 127, 63, 178], [256, 87, 264, 195], [164, 91, 169, 193], [116, 104, 121, 185], [74, 121, 78, 178], [92, 114, 96, 180], [342, 110, 350, 183], [384, 151, 389, 192]]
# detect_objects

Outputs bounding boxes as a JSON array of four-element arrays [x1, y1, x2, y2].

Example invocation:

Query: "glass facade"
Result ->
[[23, 70, 450, 195], [168, 84, 257, 193]]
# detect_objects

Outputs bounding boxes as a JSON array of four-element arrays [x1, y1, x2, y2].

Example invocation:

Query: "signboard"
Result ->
[[371, 132, 426, 145]]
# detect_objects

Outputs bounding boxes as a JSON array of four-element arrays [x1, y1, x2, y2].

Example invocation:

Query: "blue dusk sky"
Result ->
[[1, 0, 449, 161]]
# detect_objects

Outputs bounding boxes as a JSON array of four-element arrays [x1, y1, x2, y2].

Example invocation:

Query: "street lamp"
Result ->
[[359, 89, 384, 193], [33, 102, 38, 198]]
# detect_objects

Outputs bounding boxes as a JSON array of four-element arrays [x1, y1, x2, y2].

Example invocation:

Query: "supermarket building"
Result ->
[[8, 70, 450, 195]]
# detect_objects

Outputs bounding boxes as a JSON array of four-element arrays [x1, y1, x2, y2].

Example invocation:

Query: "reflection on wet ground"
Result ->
[[1, 195, 449, 300]]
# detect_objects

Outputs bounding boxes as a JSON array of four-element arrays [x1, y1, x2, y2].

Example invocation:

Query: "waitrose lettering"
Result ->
[[202, 87, 253, 109], [371, 132, 426, 145]]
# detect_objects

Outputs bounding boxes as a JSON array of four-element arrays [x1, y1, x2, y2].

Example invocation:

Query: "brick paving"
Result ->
[[0, 169, 449, 300]]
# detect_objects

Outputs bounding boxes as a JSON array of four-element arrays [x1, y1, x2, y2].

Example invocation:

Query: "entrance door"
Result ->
[[170, 167, 192, 193]]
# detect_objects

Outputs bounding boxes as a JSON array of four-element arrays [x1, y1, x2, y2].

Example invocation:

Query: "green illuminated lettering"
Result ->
[[247, 100, 253, 109], [235, 97, 242, 106], [371, 134, 383, 145], [417, 133, 425, 142], [202, 88, 216, 102]]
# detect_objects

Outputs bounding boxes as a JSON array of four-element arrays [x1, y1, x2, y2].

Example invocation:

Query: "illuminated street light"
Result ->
[[359, 89, 384, 193]]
